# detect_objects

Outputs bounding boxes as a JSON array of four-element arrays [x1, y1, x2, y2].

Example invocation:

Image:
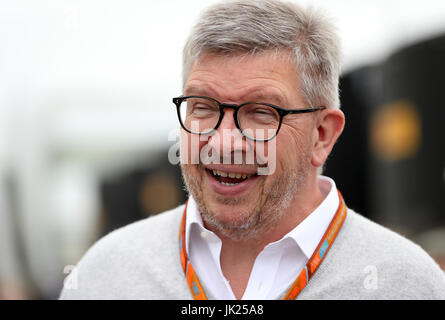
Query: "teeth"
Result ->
[[221, 182, 239, 186], [219, 170, 228, 177], [212, 169, 253, 179]]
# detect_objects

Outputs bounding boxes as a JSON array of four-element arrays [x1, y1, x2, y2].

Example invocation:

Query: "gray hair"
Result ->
[[182, 0, 342, 109]]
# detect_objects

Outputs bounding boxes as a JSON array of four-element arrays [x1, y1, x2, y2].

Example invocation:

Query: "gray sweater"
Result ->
[[59, 205, 445, 299]]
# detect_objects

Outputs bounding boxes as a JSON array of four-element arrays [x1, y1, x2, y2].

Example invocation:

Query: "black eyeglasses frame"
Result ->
[[172, 95, 326, 142]]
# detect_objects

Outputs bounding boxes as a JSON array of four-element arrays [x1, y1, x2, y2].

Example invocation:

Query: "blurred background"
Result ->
[[0, 0, 444, 299]]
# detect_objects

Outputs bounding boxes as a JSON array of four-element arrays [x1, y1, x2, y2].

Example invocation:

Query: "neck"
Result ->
[[216, 175, 324, 299]]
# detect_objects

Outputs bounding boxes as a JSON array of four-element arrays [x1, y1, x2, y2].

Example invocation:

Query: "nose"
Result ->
[[218, 108, 238, 131], [207, 108, 249, 161]]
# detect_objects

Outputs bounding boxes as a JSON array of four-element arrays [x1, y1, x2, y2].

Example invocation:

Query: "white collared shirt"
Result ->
[[185, 175, 340, 300]]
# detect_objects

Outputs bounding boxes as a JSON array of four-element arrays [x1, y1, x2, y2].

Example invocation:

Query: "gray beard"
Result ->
[[181, 159, 310, 242]]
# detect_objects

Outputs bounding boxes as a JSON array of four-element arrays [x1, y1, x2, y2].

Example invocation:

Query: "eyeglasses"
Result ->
[[172, 95, 326, 142]]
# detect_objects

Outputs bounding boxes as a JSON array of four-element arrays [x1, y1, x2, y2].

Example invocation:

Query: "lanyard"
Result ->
[[179, 190, 347, 300]]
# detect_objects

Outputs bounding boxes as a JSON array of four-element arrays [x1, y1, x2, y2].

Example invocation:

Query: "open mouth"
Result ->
[[206, 168, 257, 187]]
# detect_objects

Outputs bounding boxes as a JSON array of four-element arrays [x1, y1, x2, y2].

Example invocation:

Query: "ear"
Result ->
[[311, 109, 345, 168]]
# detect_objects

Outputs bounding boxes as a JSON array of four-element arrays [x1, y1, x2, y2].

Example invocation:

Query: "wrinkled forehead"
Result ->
[[184, 50, 303, 106], [183, 48, 296, 85]]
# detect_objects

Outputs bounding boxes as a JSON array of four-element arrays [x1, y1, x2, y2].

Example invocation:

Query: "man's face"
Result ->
[[180, 51, 318, 241]]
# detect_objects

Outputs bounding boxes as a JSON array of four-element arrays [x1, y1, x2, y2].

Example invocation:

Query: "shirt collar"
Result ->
[[281, 175, 339, 258], [185, 175, 340, 259], [185, 194, 208, 255]]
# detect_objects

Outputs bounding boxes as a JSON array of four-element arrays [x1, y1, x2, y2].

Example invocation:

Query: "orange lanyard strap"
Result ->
[[283, 190, 347, 300], [179, 201, 208, 300], [179, 190, 347, 300]]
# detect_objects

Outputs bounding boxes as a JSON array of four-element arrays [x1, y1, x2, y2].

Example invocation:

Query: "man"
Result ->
[[60, 0, 445, 299]]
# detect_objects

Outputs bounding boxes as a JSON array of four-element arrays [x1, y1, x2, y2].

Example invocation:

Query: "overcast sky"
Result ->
[[1, 0, 445, 153]]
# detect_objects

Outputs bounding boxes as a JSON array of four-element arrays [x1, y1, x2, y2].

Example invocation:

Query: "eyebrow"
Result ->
[[244, 91, 287, 107], [184, 86, 288, 107], [183, 85, 217, 97]]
